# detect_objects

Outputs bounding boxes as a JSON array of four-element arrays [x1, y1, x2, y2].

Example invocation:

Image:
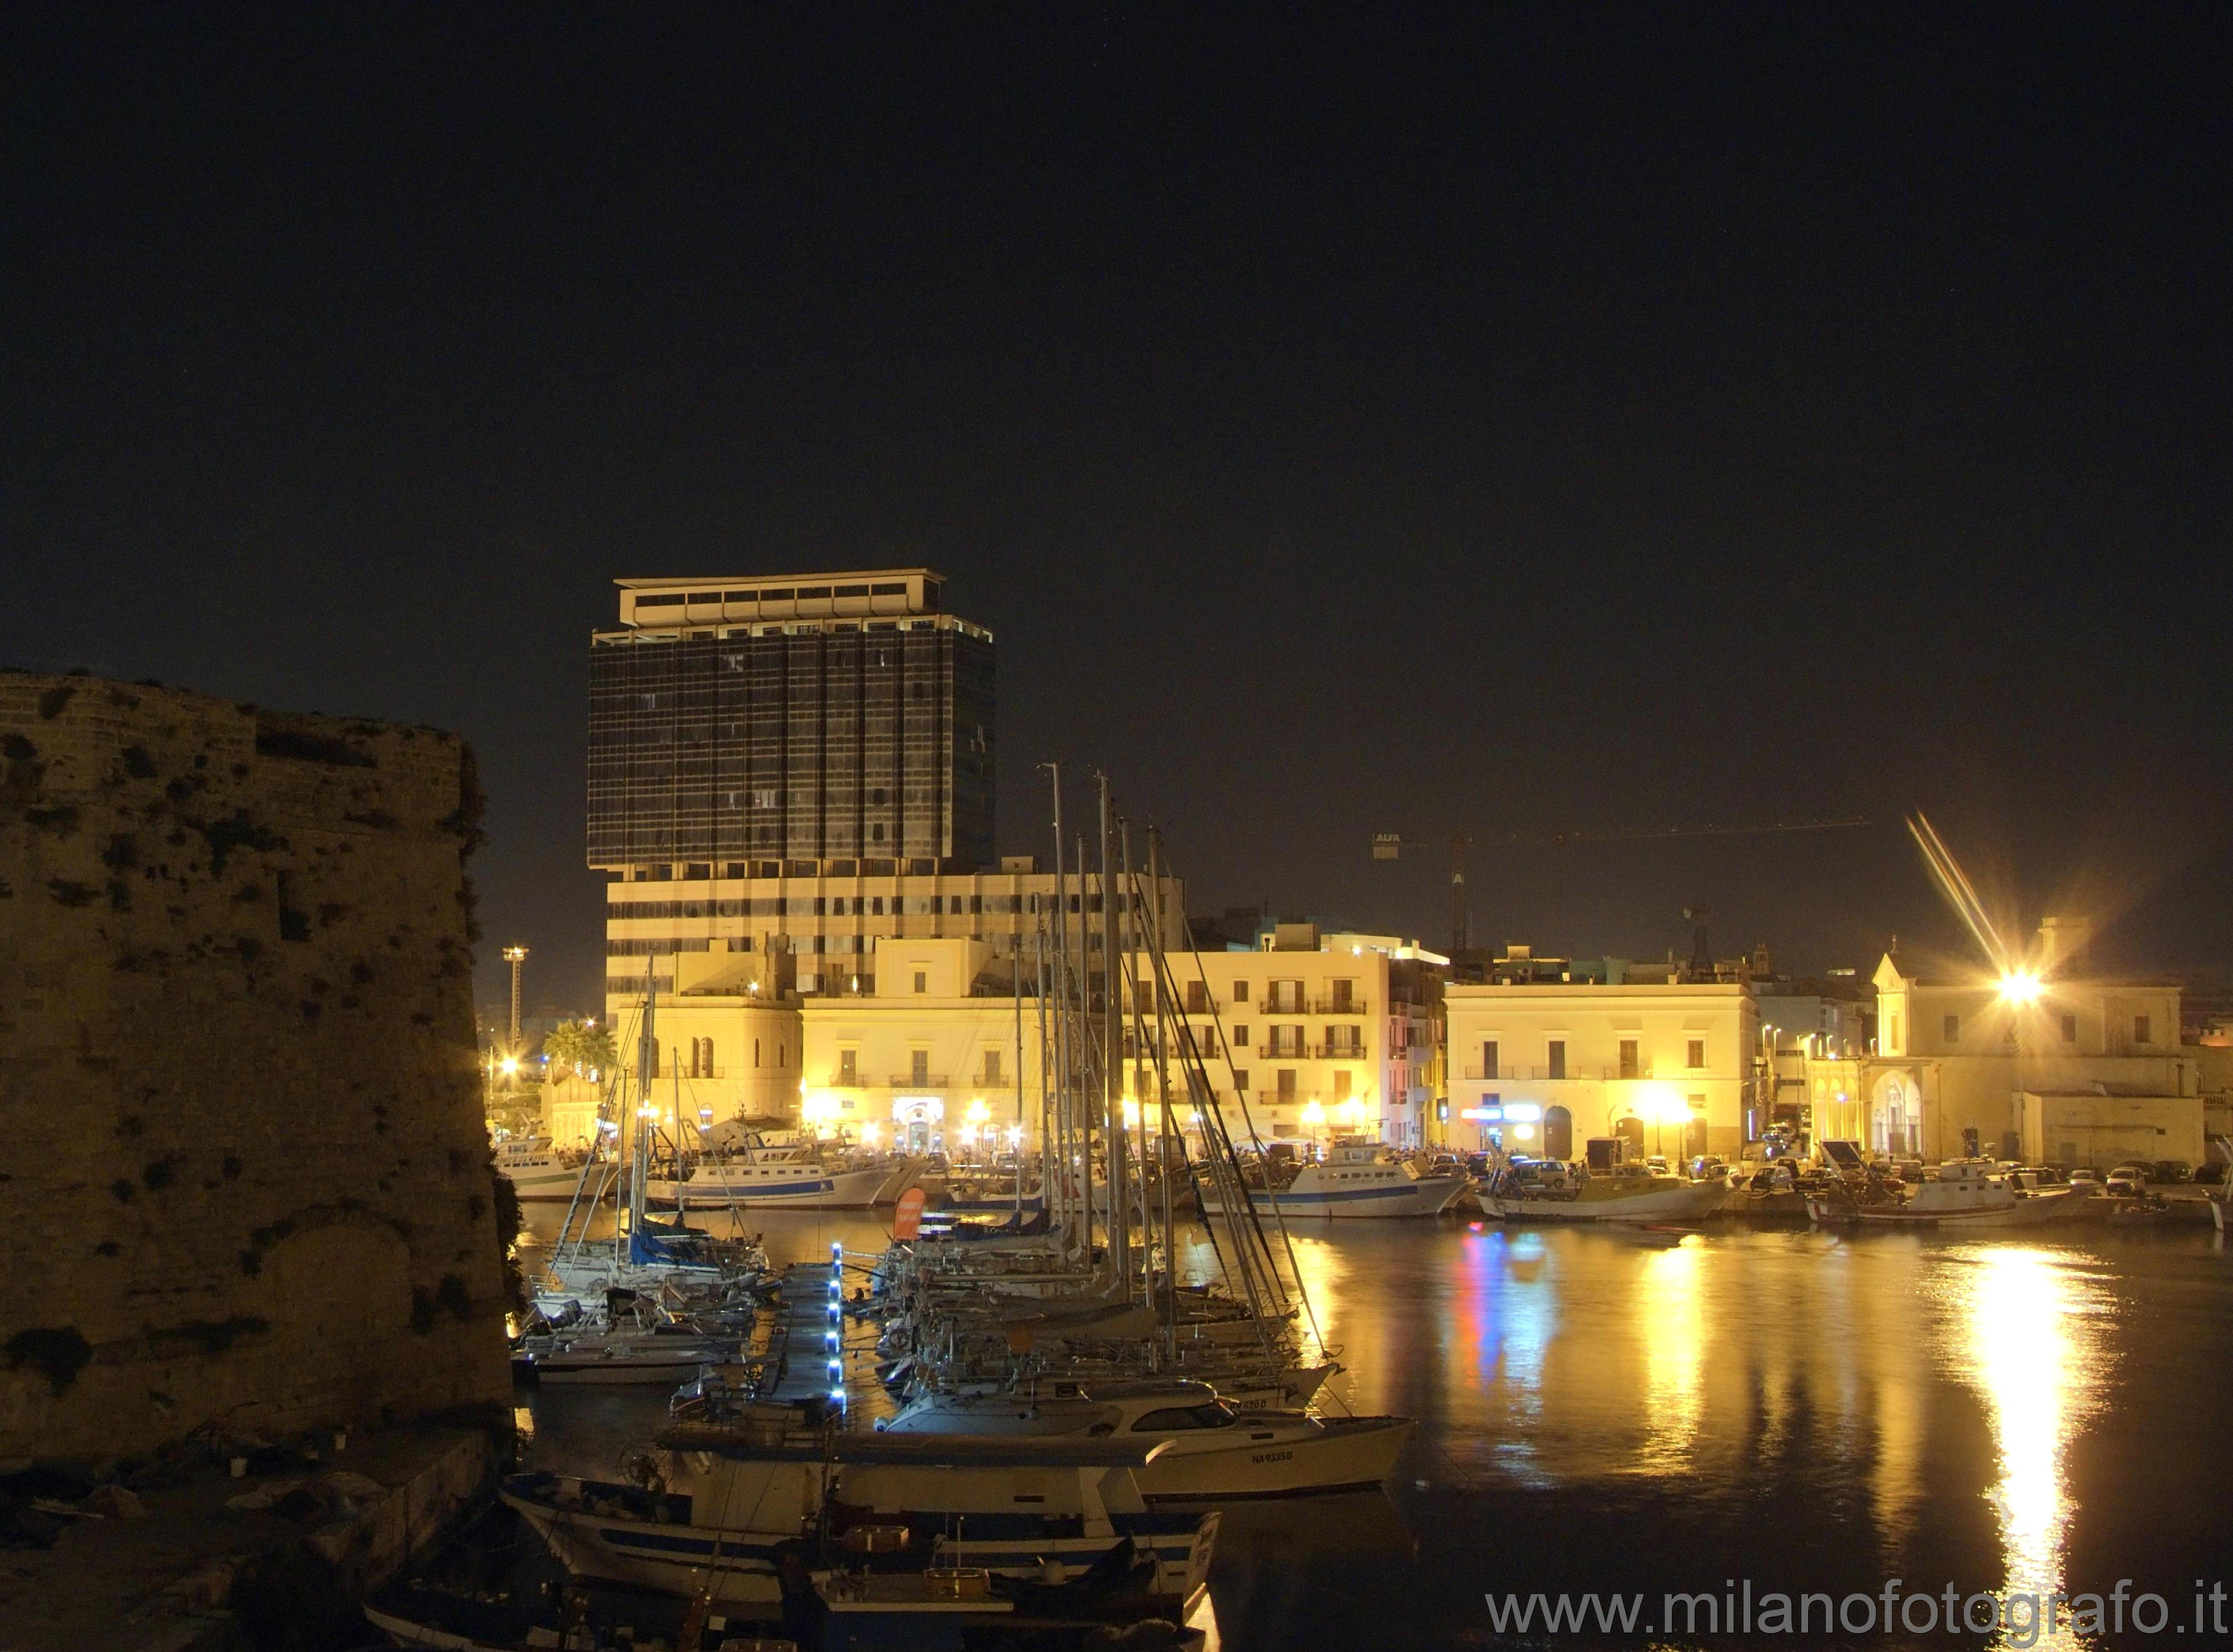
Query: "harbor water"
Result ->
[[520, 1208, 2233, 1649]]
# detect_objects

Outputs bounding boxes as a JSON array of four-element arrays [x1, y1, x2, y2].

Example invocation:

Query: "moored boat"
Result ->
[[1198, 1138, 1467, 1219], [1807, 1159, 2080, 1228], [1482, 1163, 1729, 1223], [500, 1432, 1217, 1609], [880, 1378, 1411, 1502]]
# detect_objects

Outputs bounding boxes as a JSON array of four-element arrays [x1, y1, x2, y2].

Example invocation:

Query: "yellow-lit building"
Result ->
[[798, 938, 1047, 1154], [1122, 925, 1445, 1150], [1858, 940, 2200, 1166], [1442, 977, 1761, 1161]]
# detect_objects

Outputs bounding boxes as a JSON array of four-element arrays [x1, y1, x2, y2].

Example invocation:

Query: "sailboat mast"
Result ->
[[1099, 775, 1126, 1303], [630, 957, 658, 1258], [1148, 824, 1178, 1356]]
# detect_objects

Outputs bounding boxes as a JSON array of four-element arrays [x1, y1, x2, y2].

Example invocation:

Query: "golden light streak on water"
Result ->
[[1281, 1233, 1350, 1377], [1938, 1245, 2113, 1604], [1635, 1240, 1704, 1472]]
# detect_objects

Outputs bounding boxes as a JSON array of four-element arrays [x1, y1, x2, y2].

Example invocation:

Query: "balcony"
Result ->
[[1312, 998, 1368, 1017], [1257, 998, 1308, 1016], [888, 1072, 949, 1090], [1256, 1043, 1310, 1060], [1314, 1043, 1366, 1061]]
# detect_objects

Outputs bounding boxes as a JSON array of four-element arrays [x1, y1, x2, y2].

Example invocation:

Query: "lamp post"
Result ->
[[502, 946, 529, 1048]]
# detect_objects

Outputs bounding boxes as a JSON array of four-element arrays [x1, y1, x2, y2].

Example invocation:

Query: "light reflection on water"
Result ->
[[518, 1206, 2220, 1650], [1934, 1245, 2113, 1604]]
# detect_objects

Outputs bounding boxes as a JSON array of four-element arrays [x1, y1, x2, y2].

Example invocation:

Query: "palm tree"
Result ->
[[543, 1018, 616, 1081]]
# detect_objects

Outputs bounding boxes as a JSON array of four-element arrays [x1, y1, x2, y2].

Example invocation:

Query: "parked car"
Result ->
[[1643, 1155, 1670, 1175], [2195, 1161, 2227, 1187], [1687, 1155, 1729, 1182], [2105, 1163, 2151, 1195], [2067, 1167, 2101, 1193], [2150, 1160, 2193, 1185]]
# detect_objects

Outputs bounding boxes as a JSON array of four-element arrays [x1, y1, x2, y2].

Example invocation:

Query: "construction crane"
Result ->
[[1372, 818, 1871, 954]]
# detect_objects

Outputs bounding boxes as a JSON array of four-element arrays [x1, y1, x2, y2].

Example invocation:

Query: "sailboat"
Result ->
[[542, 968, 767, 1299]]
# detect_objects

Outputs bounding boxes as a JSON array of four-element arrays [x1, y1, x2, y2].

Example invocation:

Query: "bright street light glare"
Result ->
[[1998, 972, 2042, 1005]]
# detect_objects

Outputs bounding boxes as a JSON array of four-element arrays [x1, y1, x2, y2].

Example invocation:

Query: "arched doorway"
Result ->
[[1543, 1105, 1573, 1161], [1870, 1071, 1917, 1158], [1613, 1115, 1645, 1162]]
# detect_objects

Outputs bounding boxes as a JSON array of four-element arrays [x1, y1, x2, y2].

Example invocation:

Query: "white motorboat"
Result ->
[[642, 1139, 897, 1208], [1199, 1138, 1468, 1219], [1807, 1160, 2082, 1228], [501, 1432, 1217, 1609], [1480, 1163, 1729, 1223], [880, 1379, 1410, 1502]]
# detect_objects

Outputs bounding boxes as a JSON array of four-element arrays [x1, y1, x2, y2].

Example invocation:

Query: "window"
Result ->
[[1186, 980, 1209, 1014], [691, 1037, 714, 1077], [1276, 1069, 1298, 1100], [838, 1048, 857, 1084], [910, 1050, 930, 1085], [984, 1049, 1002, 1084], [2060, 1013, 2078, 1043], [1481, 1040, 1499, 1080], [1687, 1039, 1705, 1070], [2133, 1015, 2151, 1045], [754, 1038, 761, 1068], [1231, 1024, 1249, 1046], [1547, 1040, 1567, 1080], [1889, 1015, 1902, 1053], [1618, 1040, 1640, 1080], [913, 970, 928, 994], [1232, 980, 1249, 1003], [1944, 1015, 1961, 1043], [777, 1042, 785, 1067], [1231, 1069, 1250, 1091], [1329, 978, 1354, 1010], [1333, 1070, 1351, 1101]]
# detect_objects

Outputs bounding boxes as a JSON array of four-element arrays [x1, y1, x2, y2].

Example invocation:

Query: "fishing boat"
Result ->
[[500, 1432, 1217, 1610], [1806, 1159, 2079, 1228], [1481, 1161, 1729, 1223], [491, 1136, 609, 1204], [642, 1137, 898, 1209], [1197, 1138, 1468, 1219], [880, 1378, 1410, 1502]]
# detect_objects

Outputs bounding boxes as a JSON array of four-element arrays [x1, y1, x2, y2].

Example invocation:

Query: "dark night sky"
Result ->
[[4, 6, 2227, 1012]]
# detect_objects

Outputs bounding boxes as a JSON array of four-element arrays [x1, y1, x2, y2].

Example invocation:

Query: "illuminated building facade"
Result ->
[[1442, 979, 1761, 1161]]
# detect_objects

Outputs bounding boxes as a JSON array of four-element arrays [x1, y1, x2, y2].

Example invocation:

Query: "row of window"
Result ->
[[635, 1035, 789, 1076], [1892, 1011, 2155, 1050], [636, 581, 915, 609], [1471, 1038, 1707, 1080]]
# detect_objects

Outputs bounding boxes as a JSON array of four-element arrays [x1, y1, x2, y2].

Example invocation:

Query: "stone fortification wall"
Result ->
[[0, 672, 511, 1462]]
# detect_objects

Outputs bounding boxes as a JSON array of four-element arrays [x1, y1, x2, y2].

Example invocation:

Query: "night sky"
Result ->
[[4, 7, 2227, 1013]]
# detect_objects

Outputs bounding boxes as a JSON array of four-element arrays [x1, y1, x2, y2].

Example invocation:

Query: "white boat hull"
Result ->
[[884, 1407, 1410, 1502], [1482, 1181, 1729, 1223], [644, 1163, 894, 1209], [1809, 1189, 2082, 1228], [528, 1346, 729, 1385], [500, 1161, 621, 1204], [500, 1479, 1214, 1606], [1201, 1175, 1468, 1219]]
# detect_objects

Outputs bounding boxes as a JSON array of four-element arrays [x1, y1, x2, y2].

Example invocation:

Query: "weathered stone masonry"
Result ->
[[0, 673, 510, 1462]]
